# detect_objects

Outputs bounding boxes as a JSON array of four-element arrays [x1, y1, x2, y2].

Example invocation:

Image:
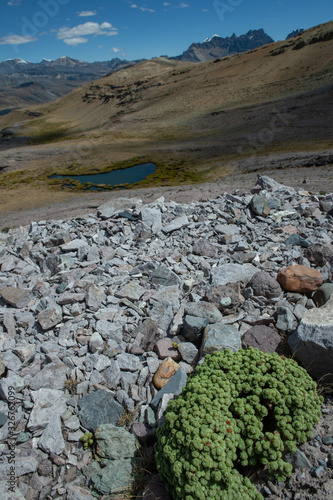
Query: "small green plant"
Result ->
[[1, 227, 10, 233], [155, 348, 323, 500], [80, 431, 94, 450], [319, 190, 327, 195], [172, 342, 180, 349]]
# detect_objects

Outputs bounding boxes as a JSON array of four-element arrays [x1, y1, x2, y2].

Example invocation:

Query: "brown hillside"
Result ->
[[0, 22, 333, 214]]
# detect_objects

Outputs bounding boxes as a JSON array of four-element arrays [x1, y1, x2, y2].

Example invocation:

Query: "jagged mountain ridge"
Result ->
[[173, 29, 274, 62]]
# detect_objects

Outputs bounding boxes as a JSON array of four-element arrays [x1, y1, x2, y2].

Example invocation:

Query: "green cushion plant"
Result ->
[[155, 347, 323, 500]]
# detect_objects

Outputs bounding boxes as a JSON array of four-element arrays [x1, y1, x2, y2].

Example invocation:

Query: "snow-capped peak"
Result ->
[[203, 34, 220, 43]]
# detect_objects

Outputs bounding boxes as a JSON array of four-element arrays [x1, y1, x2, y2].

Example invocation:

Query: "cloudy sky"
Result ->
[[1, 0, 332, 62]]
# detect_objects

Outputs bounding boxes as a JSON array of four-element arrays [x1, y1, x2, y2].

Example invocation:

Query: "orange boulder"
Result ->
[[277, 265, 323, 293]]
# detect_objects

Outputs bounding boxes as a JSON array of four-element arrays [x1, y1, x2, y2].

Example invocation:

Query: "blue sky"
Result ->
[[1, 0, 332, 63]]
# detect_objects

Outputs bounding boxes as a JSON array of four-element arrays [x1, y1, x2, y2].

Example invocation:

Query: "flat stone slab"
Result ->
[[78, 389, 124, 431], [211, 263, 257, 286], [0, 287, 31, 308]]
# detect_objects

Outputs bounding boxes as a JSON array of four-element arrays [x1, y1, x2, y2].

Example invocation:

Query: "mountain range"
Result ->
[[0, 57, 142, 112], [0, 28, 282, 111]]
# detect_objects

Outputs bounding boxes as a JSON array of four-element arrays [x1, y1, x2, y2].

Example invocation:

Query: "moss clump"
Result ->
[[155, 348, 323, 500]]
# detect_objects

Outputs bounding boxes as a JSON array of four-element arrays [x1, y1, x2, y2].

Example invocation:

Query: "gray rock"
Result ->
[[285, 449, 312, 469], [102, 360, 121, 389], [288, 297, 333, 384], [115, 281, 145, 301], [61, 239, 88, 252], [86, 458, 133, 495], [275, 306, 296, 332], [0, 412, 7, 427], [256, 174, 295, 193], [38, 415, 66, 455], [95, 423, 136, 459], [150, 265, 180, 287], [211, 263, 257, 286], [201, 323, 241, 356], [85, 285, 106, 312], [285, 234, 310, 248], [250, 195, 270, 217], [0, 371, 25, 399], [192, 239, 217, 258], [0, 457, 39, 479], [151, 367, 187, 410], [247, 271, 282, 299], [182, 315, 209, 343], [28, 388, 68, 432], [313, 283, 333, 307], [0, 287, 31, 308], [185, 302, 222, 323], [28, 358, 68, 390], [66, 484, 96, 500], [78, 389, 124, 431], [116, 352, 141, 371], [305, 243, 333, 267], [88, 331, 104, 353], [37, 301, 62, 330], [138, 207, 162, 233], [162, 215, 189, 233], [177, 341, 199, 364], [97, 197, 141, 219], [0, 481, 26, 499]]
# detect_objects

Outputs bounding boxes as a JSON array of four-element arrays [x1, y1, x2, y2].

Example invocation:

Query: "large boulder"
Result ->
[[277, 265, 323, 293], [247, 271, 282, 299], [288, 297, 333, 384]]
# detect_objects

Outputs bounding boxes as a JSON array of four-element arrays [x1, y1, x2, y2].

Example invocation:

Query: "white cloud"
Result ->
[[163, 2, 171, 5], [111, 47, 122, 52], [180, 3, 190, 7], [57, 22, 118, 42], [0, 34, 37, 45], [7, 0, 21, 5], [202, 8, 208, 12], [131, 3, 155, 12], [63, 37, 88, 46], [77, 10, 97, 17]]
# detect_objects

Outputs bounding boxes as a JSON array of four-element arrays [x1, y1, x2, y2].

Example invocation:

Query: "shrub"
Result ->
[[155, 348, 323, 500]]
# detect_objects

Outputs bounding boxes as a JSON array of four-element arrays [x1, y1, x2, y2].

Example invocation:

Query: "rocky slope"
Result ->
[[0, 175, 332, 499]]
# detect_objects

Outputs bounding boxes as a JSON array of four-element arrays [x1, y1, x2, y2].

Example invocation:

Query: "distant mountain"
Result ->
[[0, 57, 143, 111], [286, 29, 304, 39], [173, 29, 274, 62], [286, 28, 304, 40]]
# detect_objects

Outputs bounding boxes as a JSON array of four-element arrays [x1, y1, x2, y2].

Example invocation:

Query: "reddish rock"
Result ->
[[192, 239, 217, 258], [277, 265, 323, 293], [132, 422, 156, 445], [153, 357, 180, 389], [143, 474, 173, 500], [242, 325, 283, 354], [154, 338, 180, 361], [282, 225, 298, 235]]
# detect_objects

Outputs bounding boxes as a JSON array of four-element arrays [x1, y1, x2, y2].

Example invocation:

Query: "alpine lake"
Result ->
[[48, 162, 157, 191]]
